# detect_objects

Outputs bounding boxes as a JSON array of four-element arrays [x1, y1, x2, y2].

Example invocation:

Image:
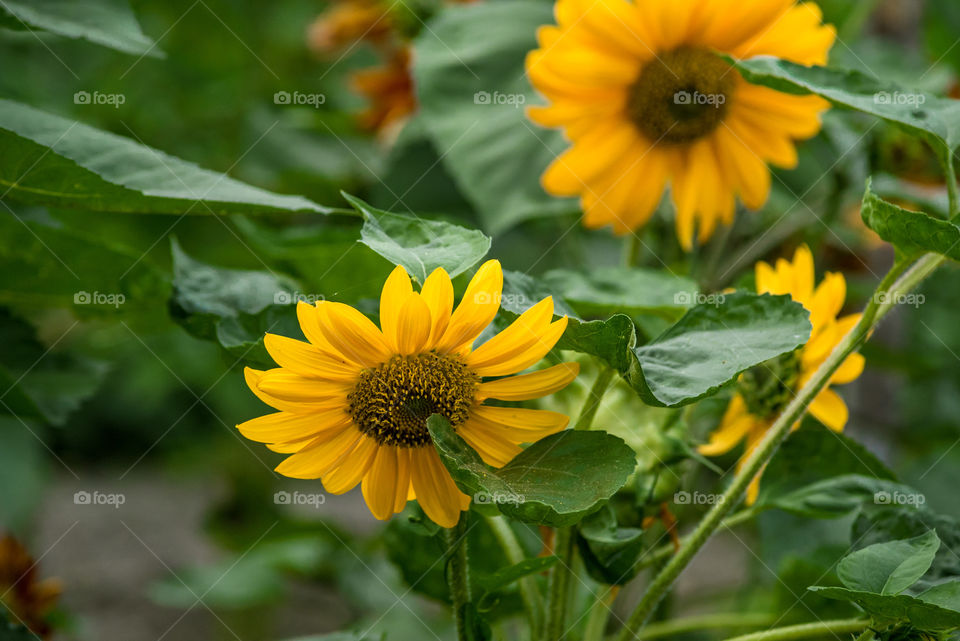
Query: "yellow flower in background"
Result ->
[[0, 534, 62, 639], [526, 0, 836, 250], [699, 246, 864, 503], [239, 260, 578, 528]]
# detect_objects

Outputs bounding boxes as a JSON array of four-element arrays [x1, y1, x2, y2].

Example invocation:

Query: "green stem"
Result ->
[[583, 586, 619, 641], [720, 618, 870, 641], [944, 152, 958, 220], [486, 515, 544, 637], [624, 234, 643, 267], [545, 367, 617, 640], [637, 506, 761, 570], [635, 613, 776, 641], [614, 254, 933, 641], [445, 514, 471, 641]]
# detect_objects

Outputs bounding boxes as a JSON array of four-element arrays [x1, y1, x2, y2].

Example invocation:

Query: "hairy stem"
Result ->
[[636, 613, 776, 641], [614, 253, 932, 641], [583, 586, 619, 641], [486, 515, 544, 637], [445, 514, 471, 641], [720, 618, 870, 641]]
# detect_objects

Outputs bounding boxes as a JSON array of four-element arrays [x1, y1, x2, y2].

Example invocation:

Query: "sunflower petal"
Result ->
[[362, 446, 400, 519], [380, 265, 414, 353], [420, 267, 453, 349], [411, 448, 465, 528], [477, 362, 580, 401], [263, 334, 358, 381], [808, 387, 849, 432], [435, 260, 503, 353], [317, 301, 392, 367]]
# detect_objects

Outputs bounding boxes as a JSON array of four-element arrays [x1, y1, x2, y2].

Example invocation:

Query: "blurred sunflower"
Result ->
[[527, 0, 836, 249], [239, 260, 578, 527], [0, 534, 62, 638], [699, 245, 864, 502]]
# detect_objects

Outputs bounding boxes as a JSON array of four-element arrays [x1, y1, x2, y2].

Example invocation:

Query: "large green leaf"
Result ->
[[168, 239, 301, 367], [860, 179, 960, 261], [808, 586, 960, 630], [558, 315, 637, 373], [0, 0, 161, 57], [731, 57, 960, 165], [542, 267, 698, 321], [428, 416, 636, 527], [0, 99, 331, 215], [412, 1, 576, 233], [346, 194, 491, 283], [837, 531, 940, 595], [625, 292, 812, 407]]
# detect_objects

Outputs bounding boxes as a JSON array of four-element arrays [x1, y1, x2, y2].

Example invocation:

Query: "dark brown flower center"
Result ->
[[628, 47, 735, 144], [348, 352, 479, 447]]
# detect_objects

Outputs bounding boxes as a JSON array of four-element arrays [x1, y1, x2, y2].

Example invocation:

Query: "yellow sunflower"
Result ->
[[238, 260, 578, 528], [526, 0, 836, 249], [698, 245, 865, 502]]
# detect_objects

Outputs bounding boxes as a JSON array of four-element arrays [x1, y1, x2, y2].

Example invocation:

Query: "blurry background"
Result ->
[[1, 0, 959, 639]]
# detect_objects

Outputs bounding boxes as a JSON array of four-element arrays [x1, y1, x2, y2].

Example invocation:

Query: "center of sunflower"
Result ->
[[348, 352, 480, 447], [737, 350, 802, 420], [628, 47, 735, 144]]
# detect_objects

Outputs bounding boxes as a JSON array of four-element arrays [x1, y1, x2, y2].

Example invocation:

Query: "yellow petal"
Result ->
[[468, 317, 568, 378], [380, 264, 413, 353], [411, 447, 466, 528], [317, 301, 392, 367], [477, 362, 580, 401], [436, 260, 503, 353], [808, 272, 846, 332], [244, 367, 346, 414], [458, 423, 522, 467], [323, 435, 378, 494], [698, 396, 755, 456], [471, 405, 570, 433], [808, 387, 848, 432], [831, 352, 865, 385], [420, 267, 453, 349], [395, 292, 433, 355], [263, 334, 358, 381], [297, 301, 348, 359], [394, 448, 412, 513], [256, 369, 354, 403], [362, 445, 399, 520], [467, 297, 555, 369], [237, 410, 351, 444], [275, 427, 364, 479]]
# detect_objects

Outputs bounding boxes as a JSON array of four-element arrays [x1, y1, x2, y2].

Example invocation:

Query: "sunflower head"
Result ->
[[527, 0, 836, 249], [238, 260, 579, 527], [699, 245, 864, 503]]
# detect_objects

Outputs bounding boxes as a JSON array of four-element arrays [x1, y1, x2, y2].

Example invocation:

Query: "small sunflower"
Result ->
[[239, 260, 579, 528], [0, 534, 62, 638], [699, 245, 864, 502], [526, 0, 836, 249]]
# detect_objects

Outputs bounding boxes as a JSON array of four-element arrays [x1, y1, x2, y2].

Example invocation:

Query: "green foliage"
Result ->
[[428, 416, 636, 527], [542, 267, 697, 321], [576, 505, 646, 585], [860, 179, 960, 261], [411, 0, 576, 232]]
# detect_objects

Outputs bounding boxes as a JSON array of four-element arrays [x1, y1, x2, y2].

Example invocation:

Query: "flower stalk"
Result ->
[[719, 618, 870, 641], [445, 514, 472, 641]]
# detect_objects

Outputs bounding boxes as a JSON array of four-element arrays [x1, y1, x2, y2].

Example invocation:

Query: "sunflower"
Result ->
[[238, 260, 578, 528], [698, 246, 864, 502], [526, 0, 836, 249], [0, 534, 62, 638]]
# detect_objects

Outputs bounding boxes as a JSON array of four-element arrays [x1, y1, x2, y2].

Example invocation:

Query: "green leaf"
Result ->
[[838, 531, 941, 595], [809, 586, 960, 631], [500, 269, 577, 318], [730, 57, 960, 165], [428, 416, 636, 527], [625, 292, 812, 407], [767, 475, 920, 520], [279, 634, 384, 641], [0, 208, 169, 312], [0, 417, 47, 532], [412, 1, 576, 233], [0, 99, 331, 215], [860, 178, 960, 261], [558, 315, 637, 373], [346, 194, 491, 283], [577, 505, 646, 585], [169, 239, 301, 367], [475, 556, 557, 609], [542, 267, 699, 321], [0, 0, 161, 57]]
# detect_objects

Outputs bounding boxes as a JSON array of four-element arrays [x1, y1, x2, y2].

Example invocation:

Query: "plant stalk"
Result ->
[[445, 514, 471, 641], [486, 515, 545, 637], [720, 618, 870, 641], [636, 613, 776, 641]]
